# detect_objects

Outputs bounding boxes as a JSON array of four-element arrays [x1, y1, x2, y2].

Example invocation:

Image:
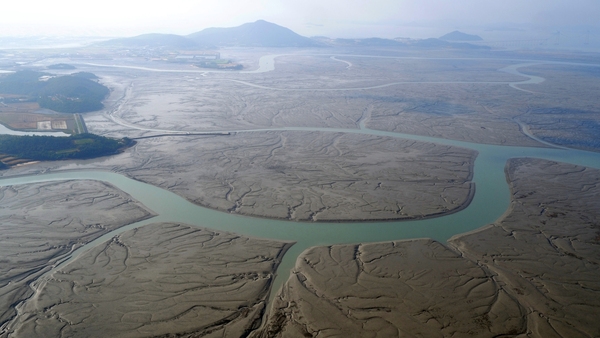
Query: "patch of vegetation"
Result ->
[[0, 133, 134, 161], [38, 75, 109, 113], [0, 70, 47, 95], [0, 70, 109, 113]]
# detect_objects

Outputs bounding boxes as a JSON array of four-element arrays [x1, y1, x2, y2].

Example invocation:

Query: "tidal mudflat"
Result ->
[[6, 222, 292, 338], [4, 130, 477, 222], [1, 48, 600, 337], [0, 180, 154, 329], [66, 131, 475, 221], [257, 158, 600, 337], [80, 53, 600, 152]]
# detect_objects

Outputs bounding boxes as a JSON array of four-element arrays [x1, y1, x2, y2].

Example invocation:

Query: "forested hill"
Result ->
[[0, 71, 109, 113], [0, 133, 133, 161]]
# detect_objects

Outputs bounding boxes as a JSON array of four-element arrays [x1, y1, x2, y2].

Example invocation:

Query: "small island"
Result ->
[[0, 69, 128, 168], [0, 133, 134, 166], [0, 70, 109, 114]]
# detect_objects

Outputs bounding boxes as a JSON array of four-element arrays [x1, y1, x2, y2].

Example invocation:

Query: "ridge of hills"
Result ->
[[97, 21, 487, 50], [187, 20, 319, 47], [98, 20, 318, 49], [439, 30, 483, 41]]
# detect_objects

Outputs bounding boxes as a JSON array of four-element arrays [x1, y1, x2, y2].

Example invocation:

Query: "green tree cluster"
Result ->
[[0, 70, 47, 95], [0, 133, 130, 161], [0, 71, 109, 113]]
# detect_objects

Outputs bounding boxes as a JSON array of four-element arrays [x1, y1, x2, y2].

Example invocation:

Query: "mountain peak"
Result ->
[[439, 31, 483, 42], [188, 20, 320, 47]]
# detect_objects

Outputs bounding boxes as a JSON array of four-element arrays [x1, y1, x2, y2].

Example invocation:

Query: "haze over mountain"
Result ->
[[98, 33, 210, 49], [99, 20, 320, 49], [2, 0, 599, 46], [188, 20, 320, 47], [98, 20, 491, 51], [439, 31, 483, 42]]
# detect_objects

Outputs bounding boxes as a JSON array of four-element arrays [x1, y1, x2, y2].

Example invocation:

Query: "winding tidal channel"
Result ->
[[1, 54, 600, 313]]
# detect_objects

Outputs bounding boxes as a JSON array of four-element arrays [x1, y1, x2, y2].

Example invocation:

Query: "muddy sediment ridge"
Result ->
[[255, 158, 600, 338], [0, 180, 155, 333], [0, 180, 293, 338], [117, 131, 478, 222], [6, 223, 293, 338]]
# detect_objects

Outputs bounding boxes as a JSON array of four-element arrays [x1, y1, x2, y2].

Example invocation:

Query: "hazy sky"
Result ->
[[1, 0, 599, 39]]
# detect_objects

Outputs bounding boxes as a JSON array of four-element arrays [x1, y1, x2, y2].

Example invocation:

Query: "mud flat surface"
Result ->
[[9, 130, 477, 222], [6, 223, 293, 338], [128, 131, 476, 221], [37, 130, 475, 221], [364, 83, 542, 147], [366, 63, 600, 152], [257, 158, 600, 337], [0, 180, 154, 329], [82, 54, 551, 147], [451, 158, 600, 337], [110, 74, 366, 132], [256, 239, 525, 338], [512, 65, 600, 152]]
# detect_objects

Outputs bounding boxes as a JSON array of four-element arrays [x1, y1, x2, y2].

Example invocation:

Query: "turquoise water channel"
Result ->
[[1, 54, 600, 313], [1, 126, 599, 302]]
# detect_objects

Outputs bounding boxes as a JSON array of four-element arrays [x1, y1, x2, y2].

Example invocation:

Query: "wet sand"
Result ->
[[0, 180, 154, 330], [6, 223, 293, 338], [257, 158, 600, 337]]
